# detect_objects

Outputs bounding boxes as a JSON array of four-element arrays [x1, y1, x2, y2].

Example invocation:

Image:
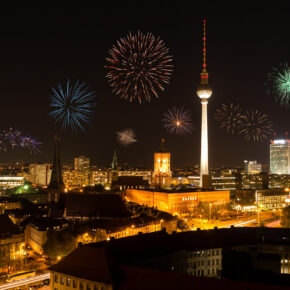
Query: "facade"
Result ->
[[255, 189, 288, 210], [0, 176, 25, 189], [63, 169, 90, 190], [270, 139, 290, 174], [28, 163, 52, 186], [186, 248, 222, 277], [125, 189, 230, 215], [74, 156, 90, 171], [153, 140, 171, 188], [244, 161, 262, 174]]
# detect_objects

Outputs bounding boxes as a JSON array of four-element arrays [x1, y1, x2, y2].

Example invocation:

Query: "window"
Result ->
[[193, 270, 196, 276], [93, 285, 98, 290], [54, 275, 58, 283], [201, 270, 204, 276], [201, 260, 204, 266], [87, 283, 91, 290], [80, 282, 84, 290], [216, 259, 219, 265], [67, 278, 71, 287], [212, 259, 215, 266], [198, 270, 200, 276], [73, 280, 77, 288], [207, 260, 210, 266], [216, 249, 219, 255], [208, 269, 210, 275], [198, 261, 200, 267], [212, 268, 215, 274], [60, 276, 64, 285]]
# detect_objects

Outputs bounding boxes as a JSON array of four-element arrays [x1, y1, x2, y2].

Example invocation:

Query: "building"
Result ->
[[74, 156, 90, 171], [0, 176, 25, 189], [47, 136, 65, 203], [242, 173, 269, 190], [25, 217, 68, 254], [63, 169, 90, 190], [28, 163, 52, 186], [0, 215, 26, 273], [0, 197, 21, 214], [196, 20, 212, 189], [255, 189, 288, 210], [270, 139, 290, 174], [244, 161, 262, 174], [153, 139, 171, 188], [125, 188, 230, 215]]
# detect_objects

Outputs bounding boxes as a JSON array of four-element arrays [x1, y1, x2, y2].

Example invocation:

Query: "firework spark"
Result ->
[[214, 103, 242, 134], [116, 129, 137, 146], [239, 110, 274, 142], [49, 79, 96, 131], [266, 63, 290, 107], [105, 30, 173, 103], [0, 128, 41, 153], [162, 107, 193, 135]]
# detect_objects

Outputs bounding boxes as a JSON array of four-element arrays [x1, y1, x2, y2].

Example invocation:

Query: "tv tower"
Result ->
[[196, 19, 213, 188]]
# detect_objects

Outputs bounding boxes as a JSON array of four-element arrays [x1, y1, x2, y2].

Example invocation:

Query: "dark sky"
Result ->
[[0, 2, 289, 169]]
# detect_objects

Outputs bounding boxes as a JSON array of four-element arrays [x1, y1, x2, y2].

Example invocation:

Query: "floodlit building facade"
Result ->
[[270, 139, 290, 174], [29, 163, 52, 186]]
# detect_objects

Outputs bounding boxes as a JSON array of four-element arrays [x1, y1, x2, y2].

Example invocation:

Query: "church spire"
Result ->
[[48, 135, 64, 203]]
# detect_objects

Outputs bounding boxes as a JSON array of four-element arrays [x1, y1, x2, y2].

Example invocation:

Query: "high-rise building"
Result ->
[[196, 20, 212, 189], [29, 163, 52, 186], [270, 139, 290, 174], [153, 139, 171, 188], [244, 160, 262, 174], [74, 156, 90, 171]]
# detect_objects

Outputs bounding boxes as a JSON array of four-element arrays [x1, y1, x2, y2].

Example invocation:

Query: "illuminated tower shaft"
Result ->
[[200, 99, 209, 175], [196, 20, 212, 188]]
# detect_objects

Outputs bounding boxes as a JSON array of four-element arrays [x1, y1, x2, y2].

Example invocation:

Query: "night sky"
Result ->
[[0, 2, 289, 169]]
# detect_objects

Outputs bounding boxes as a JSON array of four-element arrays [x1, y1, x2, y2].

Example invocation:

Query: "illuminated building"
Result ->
[[74, 156, 90, 171], [255, 189, 288, 210], [153, 139, 171, 188], [0, 215, 26, 271], [244, 160, 262, 174], [0, 197, 21, 214], [90, 169, 109, 186], [63, 169, 90, 190], [196, 20, 212, 189], [270, 139, 290, 174], [125, 189, 230, 215], [0, 176, 25, 189], [28, 163, 52, 186], [242, 172, 269, 190]]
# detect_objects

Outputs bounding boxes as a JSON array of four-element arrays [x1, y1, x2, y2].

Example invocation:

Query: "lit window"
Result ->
[[67, 278, 71, 287], [54, 275, 58, 283], [73, 280, 77, 288], [60, 277, 64, 285]]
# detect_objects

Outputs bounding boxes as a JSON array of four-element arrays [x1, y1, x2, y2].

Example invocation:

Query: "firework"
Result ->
[[0, 128, 41, 153], [49, 79, 96, 131], [239, 110, 274, 142], [116, 129, 137, 146], [214, 103, 242, 134], [19, 136, 41, 154], [162, 107, 193, 135], [266, 63, 290, 107], [105, 30, 173, 103]]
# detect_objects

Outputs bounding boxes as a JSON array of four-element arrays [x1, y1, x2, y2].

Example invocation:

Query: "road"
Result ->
[[186, 211, 280, 230], [0, 273, 50, 290]]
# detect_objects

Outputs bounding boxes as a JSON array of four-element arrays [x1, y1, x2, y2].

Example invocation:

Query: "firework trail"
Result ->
[[0, 128, 41, 153], [105, 30, 173, 103], [239, 110, 274, 142], [266, 63, 290, 107], [214, 103, 242, 134], [116, 129, 137, 146], [162, 107, 193, 135], [49, 79, 96, 131]]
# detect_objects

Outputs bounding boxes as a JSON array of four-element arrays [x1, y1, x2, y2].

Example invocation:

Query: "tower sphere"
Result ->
[[197, 83, 212, 99]]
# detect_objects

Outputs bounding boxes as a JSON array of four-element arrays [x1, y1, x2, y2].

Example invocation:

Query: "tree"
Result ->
[[43, 230, 76, 259]]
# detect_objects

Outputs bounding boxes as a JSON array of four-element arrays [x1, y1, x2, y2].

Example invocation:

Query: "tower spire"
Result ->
[[200, 19, 209, 85]]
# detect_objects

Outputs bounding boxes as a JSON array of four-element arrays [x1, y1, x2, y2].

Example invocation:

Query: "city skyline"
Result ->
[[0, 2, 289, 168]]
